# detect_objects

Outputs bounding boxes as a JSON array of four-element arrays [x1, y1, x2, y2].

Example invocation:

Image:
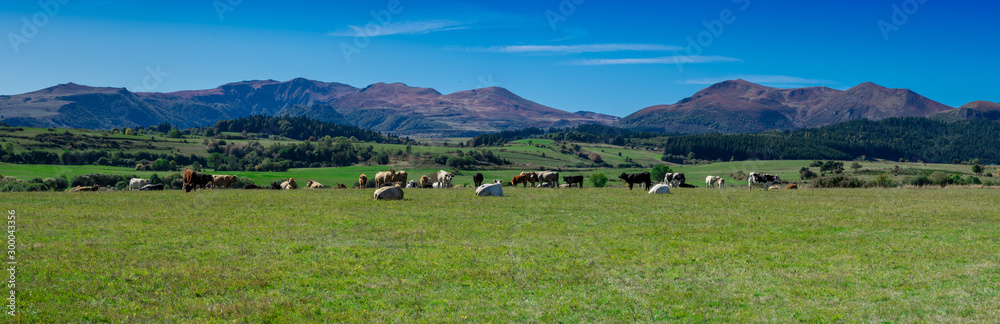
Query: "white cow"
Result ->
[[432, 182, 443, 189], [436, 170, 454, 188], [405, 180, 419, 188], [648, 183, 671, 194], [476, 180, 504, 197], [706, 176, 724, 189], [374, 186, 404, 200], [128, 178, 149, 191], [664, 173, 686, 188]]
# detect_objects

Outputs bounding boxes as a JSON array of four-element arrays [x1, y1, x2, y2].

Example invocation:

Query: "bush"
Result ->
[[906, 175, 932, 187], [233, 176, 256, 189], [42, 177, 69, 191], [928, 172, 950, 187], [872, 173, 894, 188], [113, 181, 129, 191], [70, 173, 137, 187], [162, 173, 184, 189], [813, 175, 867, 188], [589, 173, 609, 188], [800, 169, 818, 180], [650, 165, 673, 184]]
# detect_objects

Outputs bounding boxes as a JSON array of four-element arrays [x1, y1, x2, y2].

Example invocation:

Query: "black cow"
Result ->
[[270, 181, 283, 190], [618, 172, 652, 190], [473, 173, 484, 187], [243, 184, 265, 190], [748, 172, 782, 191], [563, 175, 584, 188], [139, 184, 164, 191], [664, 173, 686, 187]]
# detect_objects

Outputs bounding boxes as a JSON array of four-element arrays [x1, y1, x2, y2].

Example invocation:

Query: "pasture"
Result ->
[[8, 187, 1000, 321]]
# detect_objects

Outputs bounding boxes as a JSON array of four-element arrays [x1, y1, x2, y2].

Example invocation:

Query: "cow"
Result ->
[[374, 186, 404, 200], [392, 171, 408, 185], [537, 183, 552, 188], [182, 170, 213, 193], [664, 173, 686, 188], [436, 170, 454, 188], [787, 183, 799, 190], [420, 175, 431, 188], [618, 172, 652, 190], [406, 180, 419, 188], [211, 175, 238, 189], [706, 176, 721, 188], [679, 183, 697, 188], [358, 174, 368, 189], [375, 170, 396, 187], [280, 178, 298, 190], [748, 172, 782, 191], [476, 180, 503, 197], [336, 184, 348, 189], [473, 173, 484, 187], [511, 174, 531, 187], [520, 172, 539, 187], [715, 177, 725, 189], [648, 183, 671, 194], [306, 180, 324, 189], [563, 175, 584, 188], [71, 185, 100, 192], [270, 181, 282, 190], [432, 182, 444, 189], [139, 184, 164, 191], [128, 178, 149, 191], [536, 171, 559, 188]]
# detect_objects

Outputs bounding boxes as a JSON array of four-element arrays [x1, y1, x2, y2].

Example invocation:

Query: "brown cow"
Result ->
[[183, 170, 213, 192], [306, 180, 324, 189], [520, 172, 539, 187], [358, 174, 368, 189], [420, 175, 431, 188], [787, 183, 799, 190], [211, 175, 238, 189], [336, 183, 348, 189], [375, 169, 396, 187], [512, 174, 531, 187], [71, 185, 100, 192]]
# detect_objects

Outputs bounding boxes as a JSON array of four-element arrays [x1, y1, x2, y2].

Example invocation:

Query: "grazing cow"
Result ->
[[243, 184, 265, 190], [562, 175, 584, 188], [280, 178, 298, 190], [706, 176, 721, 188], [473, 173, 484, 187], [748, 172, 782, 191], [420, 176, 431, 188], [139, 184, 164, 191], [358, 174, 368, 189], [306, 180, 324, 189], [787, 183, 798, 190], [536, 171, 559, 189], [182, 170, 214, 193], [648, 183, 671, 194], [375, 170, 396, 187], [715, 178, 725, 189], [476, 180, 504, 197], [211, 175, 238, 189], [128, 178, 149, 191], [436, 170, 454, 188], [618, 172, 652, 190], [71, 185, 100, 192], [511, 175, 531, 187], [373, 186, 404, 200], [664, 173, 686, 188]]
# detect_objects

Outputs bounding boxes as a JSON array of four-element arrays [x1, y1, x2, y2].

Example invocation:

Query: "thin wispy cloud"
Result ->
[[327, 20, 468, 37], [465, 44, 683, 54], [680, 75, 834, 86], [568, 56, 742, 66]]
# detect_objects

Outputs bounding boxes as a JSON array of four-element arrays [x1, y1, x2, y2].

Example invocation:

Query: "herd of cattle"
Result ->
[[68, 168, 794, 197]]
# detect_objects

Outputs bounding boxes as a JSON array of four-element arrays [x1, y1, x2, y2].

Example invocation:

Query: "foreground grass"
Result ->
[[10, 187, 1000, 321]]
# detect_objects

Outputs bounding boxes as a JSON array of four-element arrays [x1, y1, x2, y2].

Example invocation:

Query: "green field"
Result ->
[[9, 188, 1000, 321]]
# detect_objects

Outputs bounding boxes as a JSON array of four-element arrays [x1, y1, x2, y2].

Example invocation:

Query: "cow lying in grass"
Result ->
[[374, 185, 404, 200], [476, 180, 503, 197], [280, 178, 297, 190]]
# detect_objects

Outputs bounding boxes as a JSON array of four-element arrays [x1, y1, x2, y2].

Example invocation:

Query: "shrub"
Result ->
[[42, 177, 69, 191], [928, 172, 950, 187], [162, 173, 184, 189], [70, 173, 137, 187], [589, 173, 609, 188], [113, 181, 129, 191], [906, 175, 932, 187], [233, 176, 256, 189], [873, 173, 894, 188], [650, 165, 673, 184], [813, 175, 867, 188], [800, 169, 818, 180]]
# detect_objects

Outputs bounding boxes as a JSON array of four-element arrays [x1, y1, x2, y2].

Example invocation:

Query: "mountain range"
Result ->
[[1, 78, 997, 136]]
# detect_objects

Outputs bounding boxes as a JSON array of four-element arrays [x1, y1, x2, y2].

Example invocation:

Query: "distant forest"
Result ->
[[471, 118, 1000, 164]]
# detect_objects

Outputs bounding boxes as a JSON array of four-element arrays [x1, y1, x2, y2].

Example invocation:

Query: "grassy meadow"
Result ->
[[8, 187, 1000, 321]]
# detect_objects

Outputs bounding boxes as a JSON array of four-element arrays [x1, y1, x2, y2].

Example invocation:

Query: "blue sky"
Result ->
[[1, 0, 998, 117]]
